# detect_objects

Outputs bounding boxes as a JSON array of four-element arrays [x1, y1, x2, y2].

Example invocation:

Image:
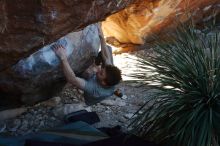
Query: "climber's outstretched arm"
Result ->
[[98, 23, 113, 65], [53, 44, 86, 90]]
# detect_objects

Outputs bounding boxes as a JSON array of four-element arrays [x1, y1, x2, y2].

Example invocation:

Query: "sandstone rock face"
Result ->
[[102, 0, 220, 53], [0, 0, 134, 71], [0, 24, 100, 105]]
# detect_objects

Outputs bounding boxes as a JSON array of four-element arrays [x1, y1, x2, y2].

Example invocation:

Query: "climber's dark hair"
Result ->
[[104, 65, 122, 86]]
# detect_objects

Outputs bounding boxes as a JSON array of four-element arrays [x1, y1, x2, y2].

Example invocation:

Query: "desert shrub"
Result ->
[[129, 23, 220, 146]]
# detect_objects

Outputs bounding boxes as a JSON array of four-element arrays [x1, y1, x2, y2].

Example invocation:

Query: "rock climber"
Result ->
[[53, 23, 122, 105]]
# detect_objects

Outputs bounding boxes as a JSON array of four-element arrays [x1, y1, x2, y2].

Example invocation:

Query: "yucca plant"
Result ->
[[129, 23, 220, 146]]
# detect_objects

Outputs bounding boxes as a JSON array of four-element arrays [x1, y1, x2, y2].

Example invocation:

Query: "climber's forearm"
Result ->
[[60, 58, 85, 89], [53, 44, 86, 89], [61, 58, 76, 82], [99, 33, 113, 65], [98, 23, 113, 65]]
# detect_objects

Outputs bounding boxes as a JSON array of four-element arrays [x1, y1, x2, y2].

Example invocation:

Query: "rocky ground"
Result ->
[[0, 50, 156, 137], [0, 82, 156, 136]]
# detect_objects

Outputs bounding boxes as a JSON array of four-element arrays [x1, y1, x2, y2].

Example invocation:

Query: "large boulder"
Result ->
[[0, 0, 135, 71], [0, 0, 137, 107], [0, 24, 100, 106], [102, 0, 220, 53]]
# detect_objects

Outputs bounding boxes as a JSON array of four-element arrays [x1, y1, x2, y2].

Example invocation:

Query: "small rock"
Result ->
[[136, 100, 145, 106], [43, 115, 48, 120], [29, 120, 34, 126], [41, 96, 61, 107], [39, 121, 45, 127], [50, 117, 57, 123], [118, 116, 126, 123], [53, 103, 85, 118], [25, 113, 33, 120], [130, 95, 135, 98], [121, 95, 128, 100], [7, 119, 21, 132], [33, 119, 40, 126], [138, 111, 143, 114], [20, 120, 29, 131], [127, 127, 133, 131], [100, 99, 115, 106], [115, 98, 126, 107], [101, 98, 126, 107], [38, 109, 43, 113], [106, 107, 111, 110], [77, 89, 84, 94], [38, 115, 43, 120], [96, 103, 101, 106], [124, 113, 134, 119], [0, 122, 6, 133], [50, 117, 56, 121], [105, 110, 111, 114], [85, 106, 92, 112]]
